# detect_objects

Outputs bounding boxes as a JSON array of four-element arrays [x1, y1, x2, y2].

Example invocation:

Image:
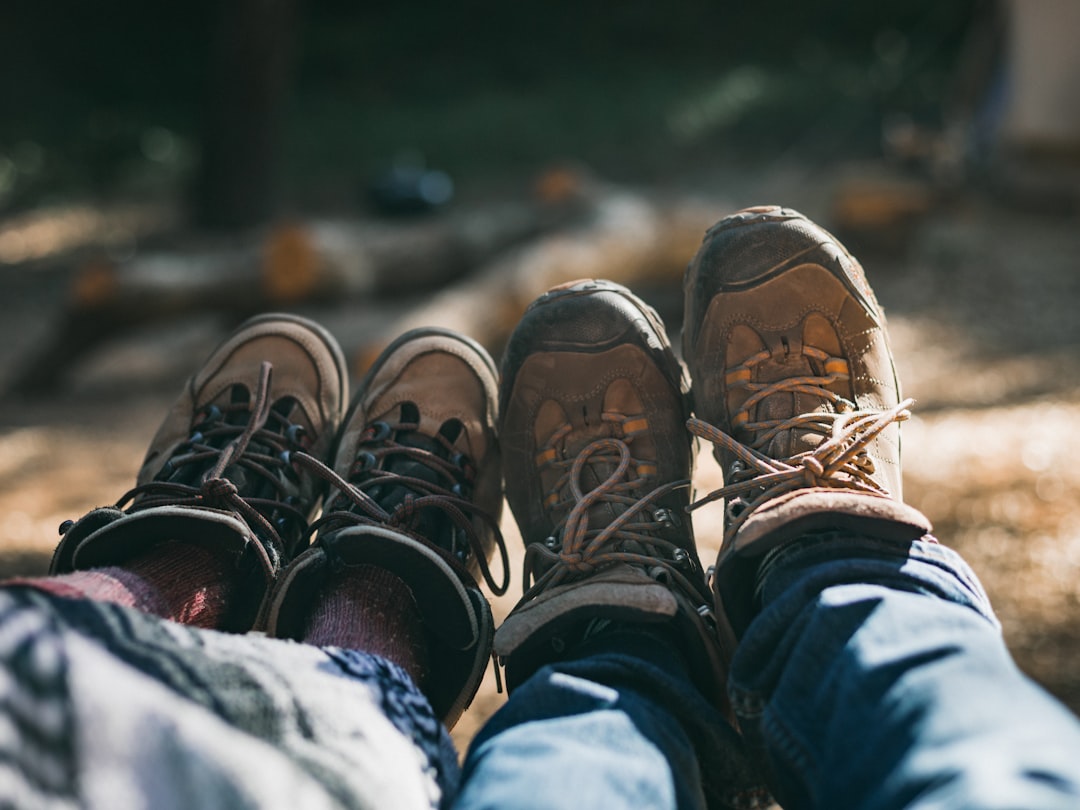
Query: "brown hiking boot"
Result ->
[[265, 327, 507, 729], [682, 206, 932, 634], [51, 313, 349, 631], [496, 279, 729, 710]]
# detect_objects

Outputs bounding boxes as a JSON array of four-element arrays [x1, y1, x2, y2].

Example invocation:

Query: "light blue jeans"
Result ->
[[457, 535, 1080, 810], [456, 628, 766, 810], [732, 534, 1080, 809]]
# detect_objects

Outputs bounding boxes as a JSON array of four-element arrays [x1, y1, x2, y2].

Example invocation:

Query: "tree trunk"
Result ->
[[192, 0, 299, 231]]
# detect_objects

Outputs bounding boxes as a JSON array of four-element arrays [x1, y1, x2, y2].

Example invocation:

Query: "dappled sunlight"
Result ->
[[0, 202, 174, 265]]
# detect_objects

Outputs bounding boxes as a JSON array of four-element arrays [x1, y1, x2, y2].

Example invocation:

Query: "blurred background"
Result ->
[[0, 0, 1078, 750]]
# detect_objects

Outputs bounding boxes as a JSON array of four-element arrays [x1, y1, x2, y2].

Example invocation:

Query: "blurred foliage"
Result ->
[[0, 0, 980, 210]]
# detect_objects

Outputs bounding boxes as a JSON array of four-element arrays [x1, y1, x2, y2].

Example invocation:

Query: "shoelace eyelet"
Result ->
[[454, 535, 469, 562], [654, 507, 680, 528], [649, 565, 672, 585], [368, 421, 392, 442]]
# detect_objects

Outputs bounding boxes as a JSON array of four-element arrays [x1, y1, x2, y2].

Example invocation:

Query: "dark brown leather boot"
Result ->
[[683, 206, 932, 635], [497, 279, 730, 711]]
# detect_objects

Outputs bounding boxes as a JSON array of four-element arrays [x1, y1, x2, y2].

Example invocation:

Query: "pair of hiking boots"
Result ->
[[52, 206, 932, 728]]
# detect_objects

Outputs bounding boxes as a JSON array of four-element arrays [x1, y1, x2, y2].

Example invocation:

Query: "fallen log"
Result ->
[[9, 195, 587, 394], [351, 190, 728, 373]]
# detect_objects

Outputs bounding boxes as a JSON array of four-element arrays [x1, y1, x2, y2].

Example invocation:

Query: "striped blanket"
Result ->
[[0, 588, 457, 809]]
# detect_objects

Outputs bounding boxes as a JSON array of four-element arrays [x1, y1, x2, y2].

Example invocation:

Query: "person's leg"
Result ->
[[1, 315, 463, 809], [458, 626, 762, 810], [39, 316, 505, 730], [683, 206, 1080, 809], [264, 326, 508, 728], [732, 534, 1080, 810], [8, 540, 239, 627], [457, 281, 766, 810]]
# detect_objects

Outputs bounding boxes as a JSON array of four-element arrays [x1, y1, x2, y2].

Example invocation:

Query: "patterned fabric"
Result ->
[[0, 588, 458, 810]]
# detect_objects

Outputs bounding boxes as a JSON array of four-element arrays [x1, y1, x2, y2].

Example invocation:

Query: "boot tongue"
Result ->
[[753, 357, 829, 460]]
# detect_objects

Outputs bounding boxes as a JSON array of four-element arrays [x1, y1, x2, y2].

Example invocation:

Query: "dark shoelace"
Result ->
[[67, 362, 313, 565], [297, 412, 510, 596]]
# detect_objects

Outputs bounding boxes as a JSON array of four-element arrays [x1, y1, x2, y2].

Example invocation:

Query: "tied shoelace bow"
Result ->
[[300, 417, 510, 597], [519, 435, 706, 605], [84, 362, 312, 565], [687, 395, 914, 544]]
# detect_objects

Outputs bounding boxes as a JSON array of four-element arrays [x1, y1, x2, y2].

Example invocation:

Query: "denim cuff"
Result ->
[[755, 532, 998, 629]]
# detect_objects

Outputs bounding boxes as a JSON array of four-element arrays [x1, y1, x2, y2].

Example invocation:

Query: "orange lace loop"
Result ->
[[727, 346, 852, 433], [519, 437, 703, 606], [687, 398, 914, 543]]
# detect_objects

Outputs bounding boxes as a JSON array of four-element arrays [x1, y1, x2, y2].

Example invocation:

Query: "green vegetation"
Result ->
[[0, 0, 979, 210]]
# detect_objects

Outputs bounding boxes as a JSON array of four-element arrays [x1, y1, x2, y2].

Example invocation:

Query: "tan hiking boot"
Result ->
[[51, 313, 349, 630], [264, 327, 507, 729], [497, 279, 729, 710], [682, 206, 932, 634]]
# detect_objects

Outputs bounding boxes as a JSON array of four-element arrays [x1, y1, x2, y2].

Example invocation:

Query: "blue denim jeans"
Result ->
[[455, 629, 767, 810], [730, 534, 1080, 809], [457, 535, 1080, 810]]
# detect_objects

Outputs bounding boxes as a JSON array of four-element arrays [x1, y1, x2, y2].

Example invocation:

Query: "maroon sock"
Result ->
[[8, 541, 237, 629], [301, 564, 429, 686]]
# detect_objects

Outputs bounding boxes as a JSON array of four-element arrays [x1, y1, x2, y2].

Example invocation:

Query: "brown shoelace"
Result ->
[[687, 393, 914, 546], [519, 435, 705, 605]]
